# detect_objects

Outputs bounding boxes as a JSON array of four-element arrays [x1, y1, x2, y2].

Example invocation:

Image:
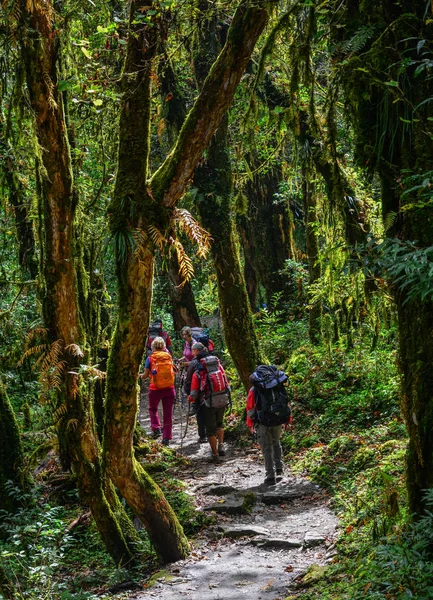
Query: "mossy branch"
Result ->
[[149, 0, 270, 208]]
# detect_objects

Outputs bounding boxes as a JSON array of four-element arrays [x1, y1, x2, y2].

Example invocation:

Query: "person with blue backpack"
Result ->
[[246, 365, 292, 485]]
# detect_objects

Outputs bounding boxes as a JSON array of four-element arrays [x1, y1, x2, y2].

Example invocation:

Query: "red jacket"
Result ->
[[188, 360, 228, 402], [246, 387, 256, 429]]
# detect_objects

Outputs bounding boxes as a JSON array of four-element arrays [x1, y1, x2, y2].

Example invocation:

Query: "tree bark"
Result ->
[[2, 154, 38, 279], [0, 380, 26, 512], [158, 55, 201, 332], [243, 160, 295, 307], [104, 0, 269, 561], [192, 0, 265, 388], [302, 167, 321, 344], [330, 0, 433, 514], [167, 251, 202, 332], [20, 0, 139, 566]]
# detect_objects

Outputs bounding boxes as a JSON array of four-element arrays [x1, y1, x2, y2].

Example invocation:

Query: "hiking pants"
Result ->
[[148, 387, 175, 440], [257, 424, 283, 479], [204, 405, 225, 437], [195, 403, 206, 439]]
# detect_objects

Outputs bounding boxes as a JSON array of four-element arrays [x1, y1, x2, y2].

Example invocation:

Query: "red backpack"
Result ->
[[196, 355, 230, 408]]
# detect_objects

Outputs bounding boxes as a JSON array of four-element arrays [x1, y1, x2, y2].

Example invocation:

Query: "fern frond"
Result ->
[[131, 228, 149, 262], [86, 367, 106, 380], [173, 208, 211, 259], [173, 239, 194, 287], [148, 225, 167, 252], [70, 374, 79, 399], [18, 343, 48, 366], [66, 419, 79, 432], [65, 343, 84, 358], [53, 403, 67, 425]]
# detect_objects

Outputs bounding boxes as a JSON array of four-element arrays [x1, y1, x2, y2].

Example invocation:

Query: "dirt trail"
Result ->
[[133, 387, 338, 600]]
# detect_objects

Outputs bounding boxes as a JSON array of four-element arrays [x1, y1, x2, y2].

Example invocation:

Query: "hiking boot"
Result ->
[[218, 443, 226, 457], [151, 428, 161, 439], [264, 477, 276, 486], [276, 468, 283, 476], [207, 454, 220, 464], [162, 438, 170, 446], [197, 436, 207, 444]]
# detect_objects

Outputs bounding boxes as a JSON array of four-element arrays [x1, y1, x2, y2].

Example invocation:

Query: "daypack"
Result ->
[[196, 355, 230, 409], [190, 327, 215, 352], [149, 351, 175, 389], [250, 365, 291, 427], [146, 321, 169, 357]]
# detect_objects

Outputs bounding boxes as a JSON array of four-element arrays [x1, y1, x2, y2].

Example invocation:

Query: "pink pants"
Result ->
[[148, 387, 175, 440]]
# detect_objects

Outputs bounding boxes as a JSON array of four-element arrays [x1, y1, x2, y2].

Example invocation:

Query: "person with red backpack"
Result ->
[[145, 319, 172, 357], [140, 337, 176, 445], [246, 365, 291, 485], [188, 346, 231, 463], [183, 342, 208, 443]]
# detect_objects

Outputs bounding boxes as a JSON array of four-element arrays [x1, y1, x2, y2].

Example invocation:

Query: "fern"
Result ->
[[341, 25, 376, 56], [173, 208, 211, 258], [172, 239, 194, 286]]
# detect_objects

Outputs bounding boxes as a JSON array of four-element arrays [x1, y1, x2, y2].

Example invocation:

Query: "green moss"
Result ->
[[0, 380, 27, 512]]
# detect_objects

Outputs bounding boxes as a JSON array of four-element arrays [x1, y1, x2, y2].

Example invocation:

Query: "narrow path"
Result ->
[[134, 385, 338, 600]]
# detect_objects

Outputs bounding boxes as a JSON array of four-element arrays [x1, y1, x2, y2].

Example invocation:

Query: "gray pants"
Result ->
[[257, 424, 283, 479]]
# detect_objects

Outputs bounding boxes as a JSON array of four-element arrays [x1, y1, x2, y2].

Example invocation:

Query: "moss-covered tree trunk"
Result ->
[[191, 0, 265, 388], [3, 158, 38, 279], [242, 160, 295, 307], [104, 0, 269, 561], [20, 0, 139, 566], [237, 213, 259, 310], [167, 252, 202, 332], [0, 380, 26, 512], [330, 0, 433, 514], [158, 57, 201, 332], [302, 167, 322, 344]]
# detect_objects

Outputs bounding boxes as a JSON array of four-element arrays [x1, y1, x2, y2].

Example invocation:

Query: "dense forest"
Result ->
[[1, 0, 433, 598]]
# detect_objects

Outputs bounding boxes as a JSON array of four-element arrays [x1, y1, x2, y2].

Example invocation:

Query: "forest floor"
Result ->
[[131, 388, 339, 600]]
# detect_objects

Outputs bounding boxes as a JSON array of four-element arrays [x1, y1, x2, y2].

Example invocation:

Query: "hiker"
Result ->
[[145, 319, 172, 357], [191, 326, 215, 353], [139, 337, 176, 446], [183, 342, 207, 443], [179, 326, 197, 365], [188, 348, 231, 462], [246, 365, 291, 485]]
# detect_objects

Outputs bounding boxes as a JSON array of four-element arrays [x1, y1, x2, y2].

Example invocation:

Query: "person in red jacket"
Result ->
[[188, 353, 229, 463], [246, 381, 285, 486]]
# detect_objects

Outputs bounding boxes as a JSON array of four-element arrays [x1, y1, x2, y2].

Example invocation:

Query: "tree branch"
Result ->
[[149, 0, 271, 207]]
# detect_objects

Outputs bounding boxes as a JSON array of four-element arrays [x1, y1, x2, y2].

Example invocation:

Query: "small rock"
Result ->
[[303, 532, 327, 547], [202, 484, 237, 496], [221, 525, 270, 538], [202, 494, 251, 515], [253, 537, 303, 549]]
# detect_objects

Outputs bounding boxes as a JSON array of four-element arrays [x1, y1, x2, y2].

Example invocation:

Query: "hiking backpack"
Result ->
[[146, 321, 169, 357], [149, 351, 175, 389], [190, 327, 215, 352], [250, 365, 291, 427], [196, 355, 230, 409]]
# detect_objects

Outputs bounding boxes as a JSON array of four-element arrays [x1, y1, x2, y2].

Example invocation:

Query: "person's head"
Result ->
[[192, 341, 206, 357], [181, 326, 192, 341], [151, 336, 166, 352]]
